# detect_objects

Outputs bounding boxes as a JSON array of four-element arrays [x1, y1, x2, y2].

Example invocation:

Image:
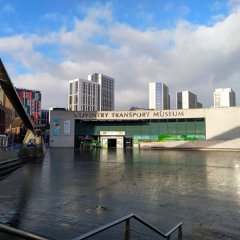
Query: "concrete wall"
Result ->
[[50, 111, 75, 147], [205, 107, 240, 140]]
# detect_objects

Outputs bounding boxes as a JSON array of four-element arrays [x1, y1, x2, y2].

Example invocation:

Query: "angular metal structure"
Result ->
[[0, 58, 44, 158], [0, 58, 34, 132]]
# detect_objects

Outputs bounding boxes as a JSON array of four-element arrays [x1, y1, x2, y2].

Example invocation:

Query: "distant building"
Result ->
[[176, 91, 202, 109], [197, 102, 203, 108], [68, 78, 98, 111], [213, 88, 236, 107], [129, 106, 148, 111], [40, 109, 49, 125], [69, 73, 115, 112], [16, 88, 42, 125], [88, 73, 115, 111], [149, 82, 170, 110]]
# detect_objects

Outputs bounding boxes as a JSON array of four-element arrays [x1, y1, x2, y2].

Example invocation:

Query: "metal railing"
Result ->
[[0, 223, 49, 240], [73, 213, 182, 240], [0, 146, 14, 152], [0, 213, 182, 240]]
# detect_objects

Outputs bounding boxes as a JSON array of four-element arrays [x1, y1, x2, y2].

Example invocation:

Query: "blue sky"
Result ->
[[0, 0, 240, 109], [0, 0, 232, 34]]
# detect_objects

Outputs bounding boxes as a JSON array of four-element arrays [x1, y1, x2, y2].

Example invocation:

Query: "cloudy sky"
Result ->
[[0, 0, 240, 110]]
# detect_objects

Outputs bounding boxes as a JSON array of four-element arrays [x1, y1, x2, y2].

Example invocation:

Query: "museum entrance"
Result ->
[[100, 131, 125, 148], [108, 138, 117, 148]]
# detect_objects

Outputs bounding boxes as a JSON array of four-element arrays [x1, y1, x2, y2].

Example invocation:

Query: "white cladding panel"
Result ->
[[182, 91, 189, 109], [149, 82, 156, 109]]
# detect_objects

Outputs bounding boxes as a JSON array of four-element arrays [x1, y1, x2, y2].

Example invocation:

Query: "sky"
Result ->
[[1, 0, 240, 110]]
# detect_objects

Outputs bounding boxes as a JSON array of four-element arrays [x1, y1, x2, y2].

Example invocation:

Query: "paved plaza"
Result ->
[[1, 148, 240, 239]]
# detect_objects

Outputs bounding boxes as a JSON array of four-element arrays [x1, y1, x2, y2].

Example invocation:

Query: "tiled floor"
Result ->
[[1, 148, 240, 239]]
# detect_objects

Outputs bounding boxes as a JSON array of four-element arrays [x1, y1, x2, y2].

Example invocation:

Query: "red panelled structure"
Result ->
[[16, 88, 42, 125]]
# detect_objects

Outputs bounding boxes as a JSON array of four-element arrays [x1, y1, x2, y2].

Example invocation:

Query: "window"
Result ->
[[74, 81, 78, 94]]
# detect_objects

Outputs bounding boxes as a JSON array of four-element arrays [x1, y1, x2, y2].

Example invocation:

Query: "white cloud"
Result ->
[[210, 14, 226, 23], [228, 0, 240, 8], [76, 1, 112, 23], [1, 3, 240, 110]]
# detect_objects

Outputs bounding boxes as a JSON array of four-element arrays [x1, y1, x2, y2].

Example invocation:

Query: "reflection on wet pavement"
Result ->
[[1, 148, 240, 239]]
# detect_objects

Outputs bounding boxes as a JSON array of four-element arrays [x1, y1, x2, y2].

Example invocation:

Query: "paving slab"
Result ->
[[0, 148, 240, 239]]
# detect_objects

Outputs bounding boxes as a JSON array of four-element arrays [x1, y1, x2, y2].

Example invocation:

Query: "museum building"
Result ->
[[49, 107, 240, 149]]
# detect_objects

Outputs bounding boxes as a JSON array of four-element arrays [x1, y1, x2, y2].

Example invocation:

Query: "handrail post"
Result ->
[[178, 225, 182, 240], [124, 219, 130, 240]]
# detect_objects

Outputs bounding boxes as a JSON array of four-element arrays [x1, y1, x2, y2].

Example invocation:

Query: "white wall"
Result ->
[[149, 82, 156, 109], [50, 110, 75, 147], [205, 107, 240, 140]]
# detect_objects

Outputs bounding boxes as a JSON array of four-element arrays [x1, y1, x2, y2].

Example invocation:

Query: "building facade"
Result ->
[[176, 91, 202, 109], [88, 73, 115, 111], [149, 82, 170, 110], [213, 88, 236, 107], [49, 107, 240, 149], [197, 102, 203, 108], [69, 74, 115, 112], [16, 88, 42, 125], [40, 109, 50, 125], [68, 78, 98, 111]]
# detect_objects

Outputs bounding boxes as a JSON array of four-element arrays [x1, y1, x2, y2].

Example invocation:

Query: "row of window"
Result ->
[[69, 82, 79, 95], [82, 83, 97, 95], [76, 118, 206, 136], [80, 105, 96, 111]]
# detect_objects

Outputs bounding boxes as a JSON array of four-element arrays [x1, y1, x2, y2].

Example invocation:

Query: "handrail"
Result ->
[[165, 221, 183, 237], [0, 213, 182, 240], [72, 213, 135, 240], [0, 223, 50, 240], [132, 214, 168, 237], [72, 213, 182, 240]]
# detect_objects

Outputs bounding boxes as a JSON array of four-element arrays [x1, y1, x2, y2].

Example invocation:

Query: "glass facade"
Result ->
[[156, 83, 162, 109], [40, 110, 49, 125], [75, 118, 206, 144], [177, 92, 182, 109], [149, 82, 170, 110]]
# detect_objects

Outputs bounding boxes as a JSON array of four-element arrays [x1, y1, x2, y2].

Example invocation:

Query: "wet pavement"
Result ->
[[1, 148, 240, 239]]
